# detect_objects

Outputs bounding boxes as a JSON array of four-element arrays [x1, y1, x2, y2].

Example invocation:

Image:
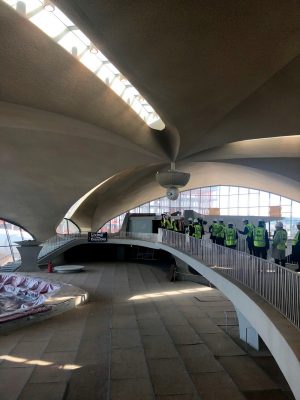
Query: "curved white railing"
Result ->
[[159, 229, 300, 330], [38, 233, 88, 260]]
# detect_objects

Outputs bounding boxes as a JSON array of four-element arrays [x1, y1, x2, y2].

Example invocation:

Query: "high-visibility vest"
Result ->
[[172, 221, 178, 231], [292, 231, 300, 246], [211, 223, 219, 236], [225, 227, 237, 246], [246, 223, 254, 238], [273, 229, 287, 250], [193, 224, 202, 239], [216, 223, 225, 238], [161, 218, 166, 228], [254, 227, 266, 247], [166, 219, 173, 230]]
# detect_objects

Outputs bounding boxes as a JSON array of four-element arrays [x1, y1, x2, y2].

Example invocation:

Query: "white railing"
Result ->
[[38, 233, 88, 260], [160, 229, 300, 330]]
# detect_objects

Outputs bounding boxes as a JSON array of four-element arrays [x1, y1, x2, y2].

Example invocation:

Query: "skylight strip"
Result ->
[[3, 0, 165, 130]]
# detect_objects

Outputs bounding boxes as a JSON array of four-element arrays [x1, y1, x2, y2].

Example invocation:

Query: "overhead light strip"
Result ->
[[3, 0, 165, 130]]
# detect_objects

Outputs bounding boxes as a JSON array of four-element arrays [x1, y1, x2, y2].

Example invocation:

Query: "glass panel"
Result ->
[[280, 196, 292, 206], [239, 187, 249, 195], [292, 202, 300, 217], [259, 191, 270, 206], [0, 222, 9, 246], [249, 207, 259, 216], [238, 195, 248, 207], [219, 196, 230, 208], [30, 9, 67, 38], [270, 193, 281, 206], [220, 186, 229, 195], [229, 195, 239, 207], [259, 206, 269, 216], [0, 247, 13, 266], [238, 208, 248, 216], [230, 186, 239, 195], [248, 194, 259, 207], [210, 186, 220, 196]]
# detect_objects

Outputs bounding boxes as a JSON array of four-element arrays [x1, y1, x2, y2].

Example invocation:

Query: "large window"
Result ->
[[99, 185, 300, 237], [56, 218, 80, 234], [0, 219, 33, 267]]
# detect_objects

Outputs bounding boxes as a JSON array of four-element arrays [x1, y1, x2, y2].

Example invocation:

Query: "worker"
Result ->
[[186, 217, 194, 237], [253, 220, 269, 259], [171, 218, 178, 231], [209, 219, 218, 243], [238, 219, 255, 255], [291, 222, 300, 272], [224, 223, 238, 249], [216, 219, 225, 246], [160, 213, 167, 229], [177, 216, 185, 233], [197, 217, 206, 238], [193, 218, 202, 239], [165, 215, 173, 230], [272, 221, 287, 267]]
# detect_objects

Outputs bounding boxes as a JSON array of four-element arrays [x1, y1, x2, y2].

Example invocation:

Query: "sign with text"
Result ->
[[88, 232, 108, 242]]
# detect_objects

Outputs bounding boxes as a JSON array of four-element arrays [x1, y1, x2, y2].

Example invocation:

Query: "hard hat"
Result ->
[[194, 218, 198, 223], [258, 220, 265, 226], [242, 219, 248, 223], [213, 220, 217, 223], [188, 217, 193, 222], [275, 221, 283, 229], [228, 222, 233, 226], [219, 219, 224, 223]]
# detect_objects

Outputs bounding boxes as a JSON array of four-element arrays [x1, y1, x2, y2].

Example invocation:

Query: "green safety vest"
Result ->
[[166, 219, 173, 230], [193, 224, 202, 239], [172, 221, 178, 231], [216, 223, 225, 238], [225, 227, 237, 246], [273, 229, 287, 250], [254, 227, 266, 247], [211, 223, 219, 236], [292, 231, 300, 246], [161, 219, 166, 228], [246, 223, 254, 238]]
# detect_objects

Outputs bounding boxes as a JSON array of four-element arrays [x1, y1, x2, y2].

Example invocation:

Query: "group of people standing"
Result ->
[[160, 214, 300, 271]]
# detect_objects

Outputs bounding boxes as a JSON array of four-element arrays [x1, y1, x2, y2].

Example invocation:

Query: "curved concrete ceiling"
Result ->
[[0, 1, 300, 239]]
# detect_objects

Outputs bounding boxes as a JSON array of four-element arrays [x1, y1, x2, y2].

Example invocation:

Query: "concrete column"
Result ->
[[15, 240, 41, 272]]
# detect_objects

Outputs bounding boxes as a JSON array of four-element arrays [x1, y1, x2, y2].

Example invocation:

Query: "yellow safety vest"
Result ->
[[292, 231, 300, 246], [273, 229, 287, 250], [225, 227, 237, 246], [254, 227, 266, 247], [246, 223, 254, 238], [193, 224, 202, 239]]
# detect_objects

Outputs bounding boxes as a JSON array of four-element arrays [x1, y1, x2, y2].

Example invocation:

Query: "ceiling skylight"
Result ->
[[3, 0, 165, 130]]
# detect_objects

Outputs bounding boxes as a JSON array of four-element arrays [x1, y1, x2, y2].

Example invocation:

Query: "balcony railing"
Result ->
[[159, 229, 300, 330]]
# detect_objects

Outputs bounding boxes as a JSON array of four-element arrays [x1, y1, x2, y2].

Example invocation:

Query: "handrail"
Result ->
[[38, 233, 88, 260], [159, 229, 300, 330]]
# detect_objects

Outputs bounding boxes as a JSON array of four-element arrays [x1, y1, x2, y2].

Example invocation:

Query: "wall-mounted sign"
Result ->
[[88, 232, 108, 242]]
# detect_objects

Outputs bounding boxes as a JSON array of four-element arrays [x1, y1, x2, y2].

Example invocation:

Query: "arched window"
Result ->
[[98, 185, 300, 237], [0, 219, 33, 267], [56, 218, 80, 235]]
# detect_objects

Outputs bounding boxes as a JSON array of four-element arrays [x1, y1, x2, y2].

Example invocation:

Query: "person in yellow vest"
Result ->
[[186, 217, 194, 237], [291, 222, 300, 272], [160, 213, 167, 229], [272, 221, 287, 267], [171, 218, 178, 231], [165, 215, 173, 230], [225, 223, 238, 249], [238, 219, 255, 255], [193, 218, 202, 239], [216, 219, 225, 246], [209, 219, 218, 243], [253, 220, 269, 259]]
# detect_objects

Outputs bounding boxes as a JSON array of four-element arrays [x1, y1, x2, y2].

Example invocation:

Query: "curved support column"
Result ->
[[16, 241, 41, 272]]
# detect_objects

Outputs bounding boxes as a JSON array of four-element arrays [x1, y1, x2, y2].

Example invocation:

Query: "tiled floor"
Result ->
[[0, 262, 294, 400]]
